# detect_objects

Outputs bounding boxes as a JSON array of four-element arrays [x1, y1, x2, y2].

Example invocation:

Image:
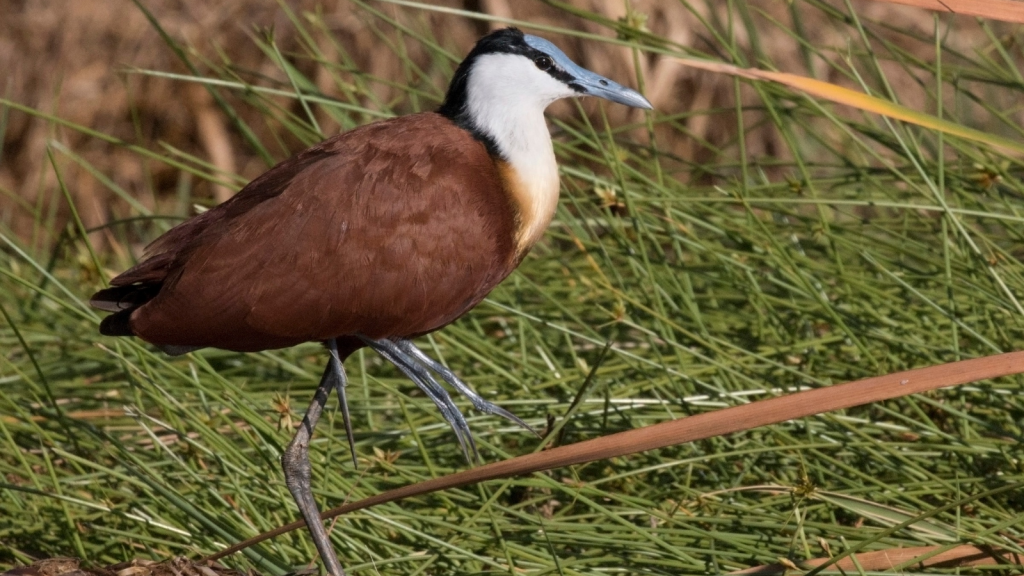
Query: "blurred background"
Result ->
[[2, 0, 1007, 251]]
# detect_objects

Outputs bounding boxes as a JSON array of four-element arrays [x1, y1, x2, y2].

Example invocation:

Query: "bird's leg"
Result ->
[[360, 336, 477, 461], [281, 347, 347, 576], [327, 339, 358, 468], [392, 339, 538, 436]]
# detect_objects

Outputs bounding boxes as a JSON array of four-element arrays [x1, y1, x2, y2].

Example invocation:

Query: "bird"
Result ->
[[90, 27, 651, 576]]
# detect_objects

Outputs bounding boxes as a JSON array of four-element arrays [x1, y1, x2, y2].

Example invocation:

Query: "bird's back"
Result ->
[[92, 112, 521, 353]]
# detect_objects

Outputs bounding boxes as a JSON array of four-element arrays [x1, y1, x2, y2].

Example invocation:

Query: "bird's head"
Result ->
[[439, 27, 652, 152]]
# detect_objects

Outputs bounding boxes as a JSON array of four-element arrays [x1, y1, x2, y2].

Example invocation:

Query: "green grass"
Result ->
[[3, 1, 1024, 574]]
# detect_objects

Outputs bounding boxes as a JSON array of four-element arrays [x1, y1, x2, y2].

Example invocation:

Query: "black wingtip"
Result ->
[[90, 283, 161, 313], [99, 309, 135, 337]]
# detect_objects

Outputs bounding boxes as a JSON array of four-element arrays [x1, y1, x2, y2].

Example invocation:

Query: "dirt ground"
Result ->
[[1, 557, 256, 576]]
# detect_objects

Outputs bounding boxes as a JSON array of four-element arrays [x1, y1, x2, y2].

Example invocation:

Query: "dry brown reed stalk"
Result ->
[[870, 0, 1024, 23], [732, 543, 1023, 574], [206, 351, 1024, 564], [186, 85, 236, 204]]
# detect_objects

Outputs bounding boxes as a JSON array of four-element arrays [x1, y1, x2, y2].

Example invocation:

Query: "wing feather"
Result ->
[[119, 113, 518, 352]]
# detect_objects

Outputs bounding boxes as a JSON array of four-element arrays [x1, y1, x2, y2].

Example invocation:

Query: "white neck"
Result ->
[[466, 54, 574, 251]]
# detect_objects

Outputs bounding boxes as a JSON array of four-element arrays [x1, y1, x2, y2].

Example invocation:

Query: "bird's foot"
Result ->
[[391, 339, 537, 434], [360, 336, 537, 462]]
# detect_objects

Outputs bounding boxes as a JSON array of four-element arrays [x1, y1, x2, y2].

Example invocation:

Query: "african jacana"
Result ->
[[91, 27, 651, 575]]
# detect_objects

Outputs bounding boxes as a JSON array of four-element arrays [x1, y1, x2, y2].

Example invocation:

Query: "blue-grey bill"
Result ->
[[524, 33, 654, 110], [574, 74, 653, 109]]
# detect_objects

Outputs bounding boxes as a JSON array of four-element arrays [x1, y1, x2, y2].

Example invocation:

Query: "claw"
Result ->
[[361, 336, 536, 461], [327, 339, 358, 469], [394, 340, 539, 437], [363, 337, 477, 462]]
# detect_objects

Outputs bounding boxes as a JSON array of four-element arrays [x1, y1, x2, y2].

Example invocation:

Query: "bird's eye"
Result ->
[[534, 55, 553, 71]]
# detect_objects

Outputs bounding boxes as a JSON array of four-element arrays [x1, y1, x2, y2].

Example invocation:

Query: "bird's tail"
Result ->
[[98, 309, 135, 336], [91, 283, 161, 337]]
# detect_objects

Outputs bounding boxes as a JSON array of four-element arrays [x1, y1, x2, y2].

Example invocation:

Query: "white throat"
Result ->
[[465, 53, 575, 251]]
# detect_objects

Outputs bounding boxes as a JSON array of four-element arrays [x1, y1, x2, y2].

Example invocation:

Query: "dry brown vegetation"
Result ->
[[1, 0, 1005, 253]]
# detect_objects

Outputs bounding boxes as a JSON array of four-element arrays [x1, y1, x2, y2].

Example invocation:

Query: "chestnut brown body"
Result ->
[[92, 113, 521, 355]]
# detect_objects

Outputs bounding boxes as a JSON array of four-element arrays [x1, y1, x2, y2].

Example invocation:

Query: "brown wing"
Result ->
[[90, 144, 334, 313], [94, 112, 519, 352]]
